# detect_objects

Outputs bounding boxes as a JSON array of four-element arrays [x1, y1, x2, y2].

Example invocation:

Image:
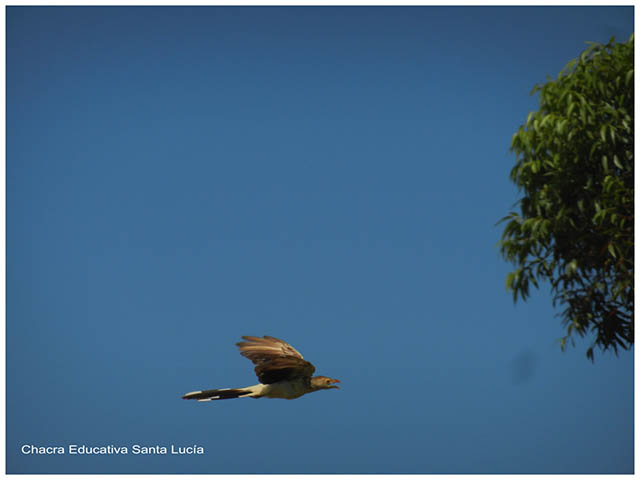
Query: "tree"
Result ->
[[498, 35, 634, 361]]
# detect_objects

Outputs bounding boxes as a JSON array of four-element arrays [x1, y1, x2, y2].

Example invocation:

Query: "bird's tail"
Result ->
[[182, 387, 254, 401]]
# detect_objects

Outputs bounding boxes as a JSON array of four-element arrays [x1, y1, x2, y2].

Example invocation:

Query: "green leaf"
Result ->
[[556, 119, 567, 134], [622, 118, 630, 131], [505, 272, 515, 291], [526, 111, 535, 126], [533, 118, 540, 132], [597, 80, 606, 96], [613, 155, 623, 169], [607, 243, 617, 258]]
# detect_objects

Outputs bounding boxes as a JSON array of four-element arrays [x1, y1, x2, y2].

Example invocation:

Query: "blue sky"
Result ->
[[6, 6, 634, 474]]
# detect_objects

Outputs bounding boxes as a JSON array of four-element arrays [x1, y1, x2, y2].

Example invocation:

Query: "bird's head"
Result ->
[[311, 376, 340, 391]]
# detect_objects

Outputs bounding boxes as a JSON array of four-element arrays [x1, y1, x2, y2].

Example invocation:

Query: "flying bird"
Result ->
[[182, 335, 340, 401]]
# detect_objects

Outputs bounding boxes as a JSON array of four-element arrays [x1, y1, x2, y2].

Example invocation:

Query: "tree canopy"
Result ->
[[499, 35, 634, 361]]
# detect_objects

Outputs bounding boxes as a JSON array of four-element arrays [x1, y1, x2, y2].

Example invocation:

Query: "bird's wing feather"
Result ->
[[237, 335, 305, 360], [236, 335, 316, 384]]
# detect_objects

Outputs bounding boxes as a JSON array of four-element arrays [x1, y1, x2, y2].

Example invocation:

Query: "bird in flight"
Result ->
[[182, 335, 340, 401]]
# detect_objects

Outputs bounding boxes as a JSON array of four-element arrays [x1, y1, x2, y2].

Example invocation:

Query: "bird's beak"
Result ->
[[331, 379, 340, 389]]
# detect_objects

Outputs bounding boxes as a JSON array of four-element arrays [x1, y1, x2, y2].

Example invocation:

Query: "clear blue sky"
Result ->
[[7, 6, 634, 474]]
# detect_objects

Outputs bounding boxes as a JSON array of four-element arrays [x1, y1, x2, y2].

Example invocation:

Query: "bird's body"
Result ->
[[182, 335, 340, 402]]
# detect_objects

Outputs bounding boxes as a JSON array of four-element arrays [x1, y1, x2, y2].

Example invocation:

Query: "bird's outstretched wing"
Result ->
[[236, 335, 316, 384]]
